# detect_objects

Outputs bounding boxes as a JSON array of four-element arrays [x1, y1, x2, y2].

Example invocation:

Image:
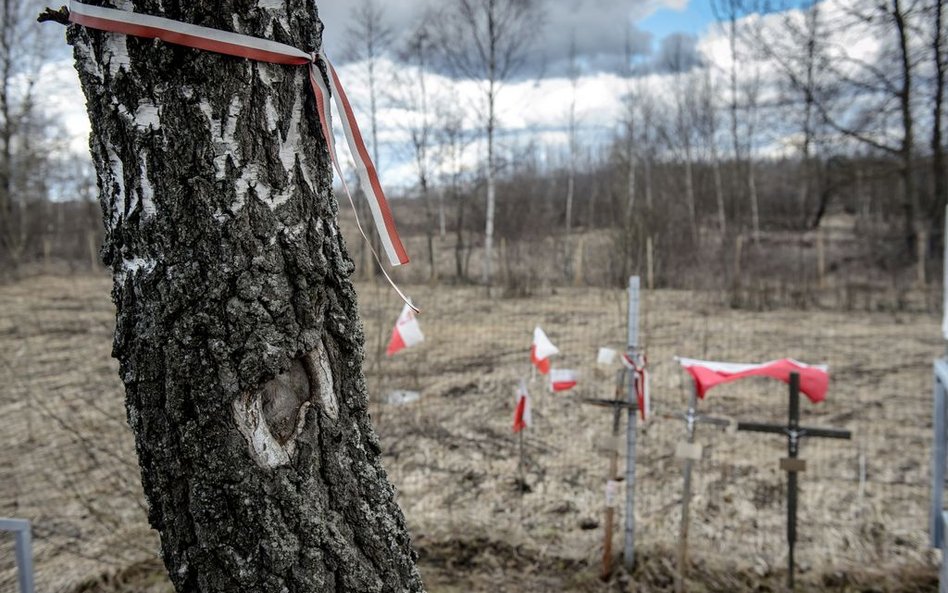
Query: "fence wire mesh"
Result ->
[[0, 273, 941, 592]]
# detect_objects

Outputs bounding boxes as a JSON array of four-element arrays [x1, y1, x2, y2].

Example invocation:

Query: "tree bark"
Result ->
[[67, 2, 424, 591]]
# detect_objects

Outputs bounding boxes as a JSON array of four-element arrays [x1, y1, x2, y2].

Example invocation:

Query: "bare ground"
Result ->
[[0, 272, 943, 592]]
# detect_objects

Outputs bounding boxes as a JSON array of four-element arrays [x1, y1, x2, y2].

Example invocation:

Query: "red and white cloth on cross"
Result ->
[[512, 380, 531, 433], [66, 1, 417, 309], [386, 303, 424, 356], [676, 357, 830, 403]]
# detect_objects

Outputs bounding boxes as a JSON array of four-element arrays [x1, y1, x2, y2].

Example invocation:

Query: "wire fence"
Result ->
[[361, 279, 940, 575], [0, 272, 941, 592]]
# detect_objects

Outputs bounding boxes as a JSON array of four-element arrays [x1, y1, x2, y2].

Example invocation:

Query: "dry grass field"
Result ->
[[0, 272, 943, 592]]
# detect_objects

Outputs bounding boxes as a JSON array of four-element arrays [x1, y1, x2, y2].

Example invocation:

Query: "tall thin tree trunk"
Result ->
[[625, 125, 636, 219], [684, 144, 697, 244], [711, 146, 726, 238], [748, 159, 760, 245], [933, 0, 946, 251], [894, 0, 917, 256], [67, 2, 424, 591]]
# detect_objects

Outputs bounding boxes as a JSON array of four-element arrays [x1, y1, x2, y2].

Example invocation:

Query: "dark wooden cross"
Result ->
[[737, 372, 851, 590]]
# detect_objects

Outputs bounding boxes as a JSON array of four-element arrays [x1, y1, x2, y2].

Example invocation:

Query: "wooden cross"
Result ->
[[736, 372, 851, 590], [666, 384, 732, 593], [581, 370, 636, 581]]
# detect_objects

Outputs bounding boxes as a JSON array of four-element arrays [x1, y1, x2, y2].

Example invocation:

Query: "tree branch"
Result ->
[[37, 6, 70, 26]]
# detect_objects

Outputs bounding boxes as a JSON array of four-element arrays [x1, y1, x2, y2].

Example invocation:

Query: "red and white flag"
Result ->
[[676, 357, 829, 403], [549, 368, 578, 393], [386, 304, 424, 356], [621, 353, 650, 421], [530, 326, 559, 375], [512, 380, 531, 433]]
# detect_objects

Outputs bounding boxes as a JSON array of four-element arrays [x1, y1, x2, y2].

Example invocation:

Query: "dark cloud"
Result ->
[[650, 32, 703, 73], [317, 0, 685, 78]]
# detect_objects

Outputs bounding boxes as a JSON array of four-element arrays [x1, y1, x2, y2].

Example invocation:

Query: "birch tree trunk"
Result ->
[[66, 2, 424, 591]]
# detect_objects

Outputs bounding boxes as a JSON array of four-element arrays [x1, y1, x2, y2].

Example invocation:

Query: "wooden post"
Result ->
[[518, 429, 525, 520], [670, 384, 731, 593], [734, 234, 744, 285], [500, 236, 508, 288], [581, 390, 634, 581], [87, 231, 98, 270], [573, 235, 585, 287], [918, 229, 929, 287], [816, 230, 826, 289], [646, 236, 654, 290]]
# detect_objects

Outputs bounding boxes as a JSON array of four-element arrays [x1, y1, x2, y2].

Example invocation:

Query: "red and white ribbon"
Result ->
[[68, 1, 415, 308], [621, 352, 650, 421]]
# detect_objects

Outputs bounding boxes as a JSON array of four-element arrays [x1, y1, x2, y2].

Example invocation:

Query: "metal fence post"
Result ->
[[942, 512, 948, 593], [934, 361, 948, 549], [623, 276, 640, 571], [0, 518, 34, 593]]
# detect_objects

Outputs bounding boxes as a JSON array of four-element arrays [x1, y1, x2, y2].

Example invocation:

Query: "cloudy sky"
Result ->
[[41, 1, 866, 189], [317, 0, 714, 77]]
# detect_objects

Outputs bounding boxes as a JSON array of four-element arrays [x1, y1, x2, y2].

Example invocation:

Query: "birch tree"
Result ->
[[438, 0, 543, 288], [47, 1, 424, 591], [1, 0, 55, 268]]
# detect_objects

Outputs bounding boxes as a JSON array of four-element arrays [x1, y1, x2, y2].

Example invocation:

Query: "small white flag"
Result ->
[[597, 347, 617, 365]]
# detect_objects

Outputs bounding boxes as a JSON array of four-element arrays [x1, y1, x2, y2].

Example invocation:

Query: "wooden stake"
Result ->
[[87, 231, 98, 270], [734, 234, 744, 285], [573, 235, 585, 287], [518, 429, 525, 521], [670, 386, 730, 593], [646, 236, 654, 290], [580, 377, 634, 581], [917, 229, 928, 287], [816, 230, 826, 289]]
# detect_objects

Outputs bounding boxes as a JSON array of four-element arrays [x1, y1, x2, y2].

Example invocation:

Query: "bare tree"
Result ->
[[931, 0, 947, 246], [396, 17, 439, 281], [0, 0, 54, 268], [776, 0, 925, 255], [434, 99, 472, 281], [742, 65, 762, 245], [438, 0, 544, 289], [698, 68, 727, 237], [740, 0, 836, 228], [663, 34, 700, 245], [564, 33, 580, 279]]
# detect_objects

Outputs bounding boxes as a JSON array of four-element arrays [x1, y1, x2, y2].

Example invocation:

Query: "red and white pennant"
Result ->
[[67, 1, 416, 308]]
